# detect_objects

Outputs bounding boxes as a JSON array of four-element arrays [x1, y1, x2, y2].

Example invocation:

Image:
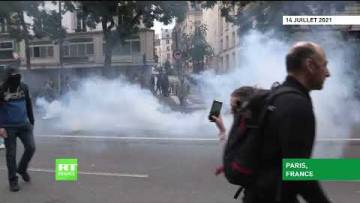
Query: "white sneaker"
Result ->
[[0, 143, 5, 149]]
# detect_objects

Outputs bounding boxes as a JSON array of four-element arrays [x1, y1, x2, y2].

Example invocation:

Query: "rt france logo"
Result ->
[[55, 158, 78, 181]]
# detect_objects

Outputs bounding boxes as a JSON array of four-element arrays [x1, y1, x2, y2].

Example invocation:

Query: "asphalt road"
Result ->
[[0, 133, 360, 203]]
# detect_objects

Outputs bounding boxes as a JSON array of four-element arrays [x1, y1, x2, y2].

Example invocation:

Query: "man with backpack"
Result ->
[[213, 42, 331, 202], [246, 41, 331, 202]]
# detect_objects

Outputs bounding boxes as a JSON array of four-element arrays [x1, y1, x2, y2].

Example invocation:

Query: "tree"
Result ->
[[0, 1, 44, 70], [77, 1, 188, 72], [180, 24, 213, 74]]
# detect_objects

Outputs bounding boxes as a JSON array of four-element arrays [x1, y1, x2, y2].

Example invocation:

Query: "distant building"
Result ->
[[202, 4, 240, 73], [154, 34, 161, 65], [0, 3, 156, 93], [172, 2, 204, 73], [159, 28, 173, 66]]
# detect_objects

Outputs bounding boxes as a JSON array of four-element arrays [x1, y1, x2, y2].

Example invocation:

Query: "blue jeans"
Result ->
[[4, 124, 36, 183]]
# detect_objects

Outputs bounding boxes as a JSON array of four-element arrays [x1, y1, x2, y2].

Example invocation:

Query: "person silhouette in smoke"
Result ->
[[0, 65, 35, 192]]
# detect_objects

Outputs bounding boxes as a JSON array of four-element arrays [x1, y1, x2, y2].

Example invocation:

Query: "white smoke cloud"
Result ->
[[35, 76, 215, 137], [36, 30, 359, 157], [194, 30, 360, 157]]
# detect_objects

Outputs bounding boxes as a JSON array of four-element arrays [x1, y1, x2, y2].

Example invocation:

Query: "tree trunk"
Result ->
[[19, 12, 31, 70], [102, 17, 115, 76], [104, 34, 112, 69], [24, 37, 31, 70]]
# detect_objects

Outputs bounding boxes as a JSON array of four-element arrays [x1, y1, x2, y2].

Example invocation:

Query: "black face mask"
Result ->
[[6, 74, 21, 88]]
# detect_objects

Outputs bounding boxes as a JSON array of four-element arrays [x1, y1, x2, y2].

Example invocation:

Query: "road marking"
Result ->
[[317, 138, 360, 142], [37, 135, 219, 141], [36, 134, 360, 142], [0, 167, 149, 178]]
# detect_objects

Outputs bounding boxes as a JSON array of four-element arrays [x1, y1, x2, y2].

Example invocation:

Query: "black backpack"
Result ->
[[221, 84, 303, 199]]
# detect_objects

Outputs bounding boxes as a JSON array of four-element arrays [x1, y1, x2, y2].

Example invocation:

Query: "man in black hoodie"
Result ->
[[0, 65, 35, 192], [244, 42, 331, 202]]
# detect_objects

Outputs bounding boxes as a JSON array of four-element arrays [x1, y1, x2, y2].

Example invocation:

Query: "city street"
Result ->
[[1, 131, 360, 203]]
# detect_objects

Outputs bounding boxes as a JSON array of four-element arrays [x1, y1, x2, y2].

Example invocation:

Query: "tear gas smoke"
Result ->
[[194, 30, 360, 157], [36, 76, 214, 137], [36, 30, 359, 157]]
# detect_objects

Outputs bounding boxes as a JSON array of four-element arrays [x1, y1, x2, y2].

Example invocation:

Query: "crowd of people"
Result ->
[[150, 72, 170, 97]]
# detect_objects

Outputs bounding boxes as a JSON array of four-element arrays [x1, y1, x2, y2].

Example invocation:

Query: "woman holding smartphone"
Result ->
[[211, 86, 257, 142]]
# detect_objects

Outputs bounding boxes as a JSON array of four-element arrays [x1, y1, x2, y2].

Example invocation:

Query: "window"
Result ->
[[113, 41, 131, 55], [87, 44, 94, 55], [225, 36, 229, 49], [166, 39, 169, 44], [78, 44, 86, 56], [30, 46, 54, 58], [167, 46, 170, 51], [0, 42, 13, 49], [0, 41, 14, 60], [220, 57, 223, 71], [232, 52, 236, 68], [104, 38, 140, 56], [167, 53, 170, 59], [70, 45, 77, 56], [132, 41, 140, 53], [166, 34, 169, 38], [33, 47, 40, 57], [219, 15, 223, 36], [220, 39, 223, 51], [232, 32, 235, 47], [225, 54, 229, 70], [0, 17, 7, 33], [63, 38, 94, 57]]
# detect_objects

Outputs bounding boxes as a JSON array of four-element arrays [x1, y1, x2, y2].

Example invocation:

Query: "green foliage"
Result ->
[[76, 1, 188, 68], [0, 1, 44, 41], [33, 9, 67, 41]]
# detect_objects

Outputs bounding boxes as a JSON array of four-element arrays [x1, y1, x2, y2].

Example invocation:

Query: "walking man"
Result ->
[[0, 65, 35, 192], [244, 42, 331, 202]]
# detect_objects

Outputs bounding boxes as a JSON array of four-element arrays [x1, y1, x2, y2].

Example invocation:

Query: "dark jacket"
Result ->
[[0, 82, 34, 127], [250, 76, 330, 203]]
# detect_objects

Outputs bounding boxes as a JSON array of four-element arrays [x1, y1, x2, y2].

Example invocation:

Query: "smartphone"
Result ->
[[208, 100, 222, 122]]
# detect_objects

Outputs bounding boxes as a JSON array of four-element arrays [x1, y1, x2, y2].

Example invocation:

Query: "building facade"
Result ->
[[202, 4, 241, 73], [0, 3, 155, 71], [173, 2, 240, 73], [0, 5, 156, 94]]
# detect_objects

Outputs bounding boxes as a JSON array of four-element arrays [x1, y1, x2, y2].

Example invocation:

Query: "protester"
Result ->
[[150, 74, 155, 94], [162, 73, 170, 96], [0, 65, 36, 192]]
